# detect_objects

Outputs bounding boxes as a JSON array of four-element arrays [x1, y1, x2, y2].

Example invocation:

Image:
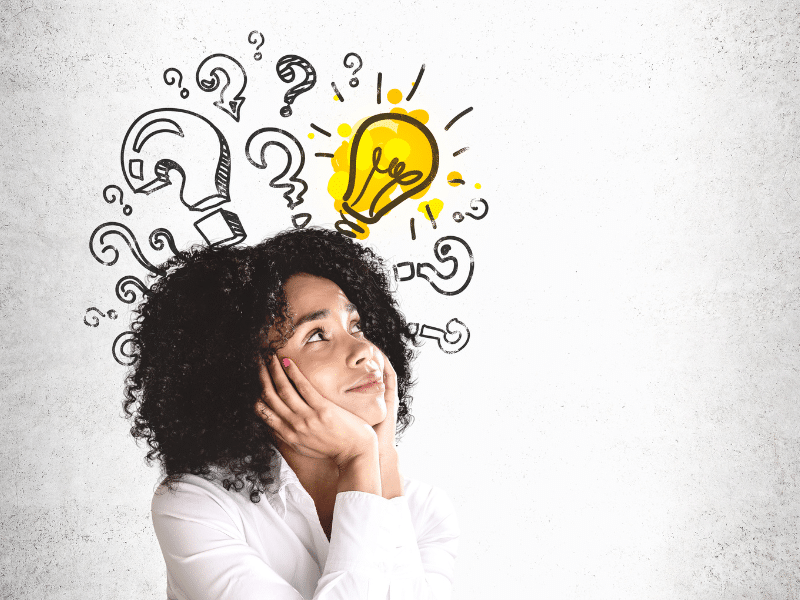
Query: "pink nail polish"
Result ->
[[282, 358, 291, 368]]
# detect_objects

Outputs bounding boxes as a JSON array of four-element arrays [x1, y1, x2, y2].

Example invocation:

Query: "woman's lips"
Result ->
[[346, 377, 385, 393]]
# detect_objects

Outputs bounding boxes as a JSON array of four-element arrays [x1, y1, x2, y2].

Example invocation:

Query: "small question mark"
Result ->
[[248, 30, 265, 61], [393, 236, 475, 296], [453, 198, 489, 223], [196, 54, 248, 122], [276, 55, 317, 117], [103, 184, 132, 216], [163, 68, 189, 99], [343, 52, 363, 87], [408, 318, 470, 354], [84, 307, 118, 327]]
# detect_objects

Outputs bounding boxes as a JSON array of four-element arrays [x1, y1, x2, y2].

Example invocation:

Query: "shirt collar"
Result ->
[[264, 450, 305, 518]]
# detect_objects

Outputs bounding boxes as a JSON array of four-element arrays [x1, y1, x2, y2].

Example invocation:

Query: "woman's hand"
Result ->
[[373, 350, 399, 456], [373, 350, 404, 498], [255, 355, 378, 468]]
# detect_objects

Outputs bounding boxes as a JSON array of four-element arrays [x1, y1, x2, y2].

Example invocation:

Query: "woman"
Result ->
[[124, 227, 459, 600]]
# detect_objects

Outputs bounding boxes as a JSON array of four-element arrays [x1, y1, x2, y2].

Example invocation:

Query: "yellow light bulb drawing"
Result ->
[[328, 111, 439, 238]]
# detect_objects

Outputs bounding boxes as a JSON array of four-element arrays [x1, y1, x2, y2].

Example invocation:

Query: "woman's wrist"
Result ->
[[336, 437, 382, 496]]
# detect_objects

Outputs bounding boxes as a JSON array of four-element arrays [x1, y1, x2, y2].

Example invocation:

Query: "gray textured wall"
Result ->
[[1, 0, 799, 598]]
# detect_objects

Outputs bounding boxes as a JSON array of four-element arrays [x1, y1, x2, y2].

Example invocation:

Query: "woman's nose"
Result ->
[[348, 336, 375, 367]]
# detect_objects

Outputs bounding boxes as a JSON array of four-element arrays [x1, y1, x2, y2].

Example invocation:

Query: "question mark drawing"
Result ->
[[408, 318, 470, 354], [83, 307, 119, 327], [453, 197, 489, 223], [163, 68, 189, 99], [245, 127, 308, 209], [120, 108, 246, 247], [393, 236, 475, 296], [248, 30, 265, 60], [196, 54, 248, 122], [276, 55, 317, 117], [103, 184, 132, 216], [343, 52, 363, 87]]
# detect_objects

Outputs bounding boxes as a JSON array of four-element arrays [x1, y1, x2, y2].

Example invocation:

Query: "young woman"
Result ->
[[124, 227, 459, 600]]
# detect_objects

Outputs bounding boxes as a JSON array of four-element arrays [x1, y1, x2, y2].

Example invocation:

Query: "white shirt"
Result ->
[[151, 454, 459, 600]]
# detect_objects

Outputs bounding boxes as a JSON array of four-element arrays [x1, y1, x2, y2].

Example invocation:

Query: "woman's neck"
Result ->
[[276, 444, 340, 536]]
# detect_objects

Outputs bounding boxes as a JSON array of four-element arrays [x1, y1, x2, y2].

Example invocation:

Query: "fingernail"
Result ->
[[282, 358, 291, 368]]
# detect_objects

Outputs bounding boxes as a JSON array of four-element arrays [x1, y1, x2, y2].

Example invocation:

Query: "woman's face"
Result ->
[[270, 273, 387, 426]]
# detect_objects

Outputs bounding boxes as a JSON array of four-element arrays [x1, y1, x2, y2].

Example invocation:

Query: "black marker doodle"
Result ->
[[149, 227, 180, 257], [393, 261, 415, 281], [444, 106, 474, 131], [194, 209, 247, 243], [163, 68, 189, 99], [331, 82, 344, 102], [113, 331, 138, 366], [393, 236, 475, 296], [291, 213, 312, 229], [310, 123, 331, 137], [448, 178, 465, 186], [276, 55, 316, 117], [406, 64, 425, 101], [84, 307, 119, 327], [103, 184, 132, 216], [115, 275, 151, 304], [453, 147, 469, 157], [453, 197, 489, 223], [410, 217, 416, 240], [196, 54, 247, 122], [335, 112, 439, 238], [377, 72, 382, 104], [424, 204, 437, 229], [89, 222, 166, 276], [245, 127, 308, 210], [120, 108, 246, 247], [248, 30, 264, 61], [408, 317, 470, 354], [315, 153, 334, 158], [344, 53, 362, 87]]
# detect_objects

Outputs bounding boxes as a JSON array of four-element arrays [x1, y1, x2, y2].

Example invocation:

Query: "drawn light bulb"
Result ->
[[329, 112, 439, 238]]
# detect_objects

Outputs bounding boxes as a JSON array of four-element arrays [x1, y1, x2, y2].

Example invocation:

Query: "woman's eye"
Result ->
[[351, 320, 363, 334], [307, 329, 326, 343]]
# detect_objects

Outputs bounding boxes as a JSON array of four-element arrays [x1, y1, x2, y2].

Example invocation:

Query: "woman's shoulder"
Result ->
[[150, 471, 257, 521]]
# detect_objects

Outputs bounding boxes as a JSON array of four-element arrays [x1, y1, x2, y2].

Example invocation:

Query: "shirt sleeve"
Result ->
[[151, 479, 459, 600]]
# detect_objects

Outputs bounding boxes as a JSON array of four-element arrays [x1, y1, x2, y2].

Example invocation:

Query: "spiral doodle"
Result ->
[[112, 331, 138, 366], [115, 275, 152, 304], [149, 227, 180, 258], [89, 222, 165, 276]]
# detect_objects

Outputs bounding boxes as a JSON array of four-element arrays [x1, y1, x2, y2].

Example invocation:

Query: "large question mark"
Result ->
[[453, 197, 489, 222], [196, 54, 248, 122], [245, 127, 312, 228], [120, 108, 246, 247], [393, 236, 475, 296], [163, 68, 189, 99], [248, 30, 265, 61], [343, 52, 362, 87], [408, 318, 471, 354], [275, 55, 317, 117]]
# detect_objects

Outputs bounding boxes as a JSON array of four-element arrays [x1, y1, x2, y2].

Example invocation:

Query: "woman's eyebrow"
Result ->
[[294, 303, 357, 327]]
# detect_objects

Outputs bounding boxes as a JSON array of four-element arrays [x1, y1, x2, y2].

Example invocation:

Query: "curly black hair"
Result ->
[[123, 227, 417, 502]]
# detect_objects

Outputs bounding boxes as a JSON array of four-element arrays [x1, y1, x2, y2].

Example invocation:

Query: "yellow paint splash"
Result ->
[[387, 89, 403, 104], [448, 171, 463, 186], [475, 183, 481, 189], [418, 198, 443, 219], [308, 133, 314, 139], [327, 109, 438, 239]]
